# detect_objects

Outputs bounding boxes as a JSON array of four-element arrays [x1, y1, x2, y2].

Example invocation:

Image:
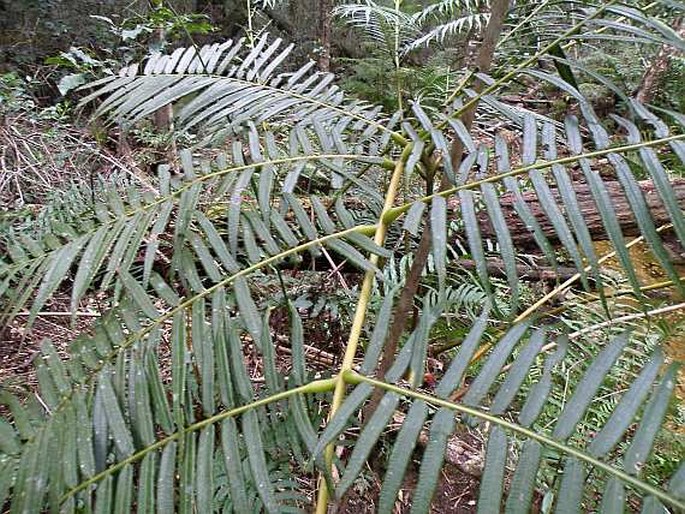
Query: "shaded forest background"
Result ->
[[2, 0, 681, 112]]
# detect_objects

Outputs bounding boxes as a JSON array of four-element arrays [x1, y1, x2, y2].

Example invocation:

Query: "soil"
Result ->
[[0, 292, 98, 398], [340, 462, 480, 514], [338, 430, 484, 514]]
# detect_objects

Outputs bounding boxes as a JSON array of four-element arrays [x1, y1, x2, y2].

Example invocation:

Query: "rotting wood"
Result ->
[[296, 179, 685, 270], [278, 179, 685, 276], [635, 17, 685, 104], [454, 178, 685, 257]]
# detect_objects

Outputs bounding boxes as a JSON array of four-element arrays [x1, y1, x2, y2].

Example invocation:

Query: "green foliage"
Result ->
[[1, 2, 685, 513], [660, 55, 685, 112], [44, 9, 217, 97], [333, 0, 484, 110], [45, 47, 118, 96], [0, 73, 36, 114], [333, 0, 488, 58], [339, 56, 459, 110]]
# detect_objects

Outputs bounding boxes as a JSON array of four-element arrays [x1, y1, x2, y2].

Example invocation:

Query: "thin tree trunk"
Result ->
[[636, 17, 685, 104], [318, 0, 333, 72], [152, 28, 173, 133], [448, 0, 509, 167], [117, 128, 131, 158], [150, 3, 177, 166]]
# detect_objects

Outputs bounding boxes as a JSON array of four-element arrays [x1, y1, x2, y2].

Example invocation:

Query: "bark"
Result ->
[[453, 178, 685, 255], [635, 17, 685, 104], [318, 0, 333, 72], [151, 27, 173, 133], [448, 0, 509, 167], [150, 13, 177, 165], [117, 128, 131, 158], [286, 253, 579, 284], [153, 105, 174, 134]]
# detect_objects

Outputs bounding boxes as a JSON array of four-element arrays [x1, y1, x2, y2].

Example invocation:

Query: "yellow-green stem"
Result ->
[[315, 144, 412, 513], [61, 378, 337, 501], [442, 69, 476, 108]]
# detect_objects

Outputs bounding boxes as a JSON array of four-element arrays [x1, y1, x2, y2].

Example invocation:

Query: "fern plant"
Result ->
[[1, 1, 685, 513], [333, 0, 489, 57]]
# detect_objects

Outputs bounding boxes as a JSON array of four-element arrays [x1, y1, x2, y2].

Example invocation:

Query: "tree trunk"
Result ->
[[318, 0, 333, 72], [150, 5, 177, 166], [152, 28, 173, 133], [635, 17, 685, 104], [448, 0, 509, 167]]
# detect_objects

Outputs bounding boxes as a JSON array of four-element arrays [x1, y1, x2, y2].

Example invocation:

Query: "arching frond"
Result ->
[[388, 95, 685, 310], [402, 14, 490, 55], [499, 1, 685, 69], [412, 0, 486, 25], [316, 310, 682, 513], [1, 287, 326, 513], [0, 142, 388, 322], [333, 1, 420, 45], [335, 0, 488, 57], [80, 35, 396, 147]]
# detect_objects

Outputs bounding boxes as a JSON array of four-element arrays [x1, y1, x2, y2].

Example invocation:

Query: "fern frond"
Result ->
[[412, 0, 486, 25], [3, 4, 685, 512], [403, 14, 489, 54], [333, 1, 420, 46], [81, 35, 399, 147]]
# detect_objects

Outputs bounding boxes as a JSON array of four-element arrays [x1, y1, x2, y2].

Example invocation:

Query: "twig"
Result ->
[[569, 301, 685, 339], [13, 311, 102, 317], [277, 344, 336, 366], [35, 393, 52, 415], [514, 223, 674, 323], [320, 246, 350, 291]]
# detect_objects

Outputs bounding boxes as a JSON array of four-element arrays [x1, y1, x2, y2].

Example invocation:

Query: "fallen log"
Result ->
[[452, 178, 685, 258], [456, 258, 579, 282], [285, 179, 685, 276]]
